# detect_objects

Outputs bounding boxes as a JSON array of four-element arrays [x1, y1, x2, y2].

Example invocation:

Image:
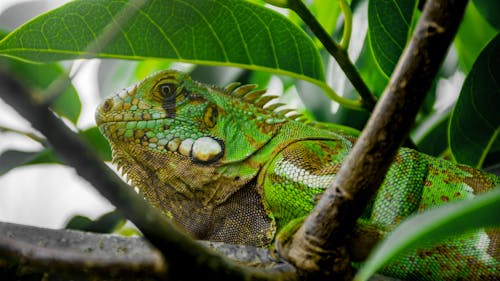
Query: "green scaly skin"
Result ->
[[96, 70, 499, 280]]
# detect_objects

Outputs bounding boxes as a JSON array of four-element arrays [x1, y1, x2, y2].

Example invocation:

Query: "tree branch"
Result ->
[[280, 0, 469, 279], [0, 222, 287, 280], [0, 221, 398, 281]]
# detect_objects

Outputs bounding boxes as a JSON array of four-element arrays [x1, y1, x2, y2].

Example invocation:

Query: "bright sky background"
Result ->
[[0, 0, 113, 228]]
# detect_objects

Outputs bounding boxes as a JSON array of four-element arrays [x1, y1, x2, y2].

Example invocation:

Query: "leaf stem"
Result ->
[[288, 0, 377, 111], [0, 125, 46, 144], [339, 0, 352, 50]]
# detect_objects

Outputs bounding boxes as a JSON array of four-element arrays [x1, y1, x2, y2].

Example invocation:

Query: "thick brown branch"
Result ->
[[280, 0, 469, 279], [0, 222, 287, 280], [0, 222, 165, 280]]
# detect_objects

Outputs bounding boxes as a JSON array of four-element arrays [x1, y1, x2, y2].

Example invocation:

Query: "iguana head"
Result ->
[[96, 69, 287, 166], [96, 69, 284, 245]]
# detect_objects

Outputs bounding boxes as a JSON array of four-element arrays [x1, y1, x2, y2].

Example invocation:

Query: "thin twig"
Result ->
[[288, 0, 377, 111]]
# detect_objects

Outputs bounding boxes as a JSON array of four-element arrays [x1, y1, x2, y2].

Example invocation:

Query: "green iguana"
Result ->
[[96, 70, 499, 280]]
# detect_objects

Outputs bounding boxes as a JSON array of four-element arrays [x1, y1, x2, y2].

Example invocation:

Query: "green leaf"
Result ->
[[0, 127, 109, 175], [354, 188, 500, 281], [312, 0, 342, 43], [473, 0, 500, 30], [80, 127, 112, 161], [0, 149, 60, 176], [66, 209, 125, 233], [0, 30, 81, 123], [65, 215, 93, 231], [4, 59, 82, 123], [0, 0, 324, 85], [368, 0, 417, 77], [357, 34, 389, 97], [449, 33, 500, 168], [454, 2, 497, 73], [415, 114, 450, 157], [0, 127, 111, 176]]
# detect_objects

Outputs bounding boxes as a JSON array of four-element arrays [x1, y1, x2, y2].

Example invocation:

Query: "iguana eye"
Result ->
[[160, 83, 175, 97], [160, 83, 177, 118]]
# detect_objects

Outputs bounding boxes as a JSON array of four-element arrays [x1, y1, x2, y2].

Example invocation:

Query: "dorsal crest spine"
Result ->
[[223, 82, 306, 122]]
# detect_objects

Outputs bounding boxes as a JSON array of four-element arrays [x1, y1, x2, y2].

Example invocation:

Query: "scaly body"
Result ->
[[96, 70, 499, 280]]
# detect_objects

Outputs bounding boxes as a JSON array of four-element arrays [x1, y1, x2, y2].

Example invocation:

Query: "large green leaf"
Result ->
[[450, 33, 500, 168], [0, 0, 324, 84], [357, 34, 389, 97], [355, 187, 500, 281], [454, 2, 497, 73], [473, 0, 500, 30], [368, 0, 417, 77]]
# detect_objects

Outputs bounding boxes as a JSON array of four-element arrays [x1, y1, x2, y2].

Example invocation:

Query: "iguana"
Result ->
[[96, 70, 499, 280]]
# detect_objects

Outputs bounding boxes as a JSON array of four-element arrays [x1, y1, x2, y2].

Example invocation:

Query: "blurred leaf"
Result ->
[[66, 209, 125, 233], [357, 34, 389, 97], [355, 187, 500, 281], [450, 33, 500, 168], [368, 0, 417, 77], [190, 65, 245, 86], [0, 30, 81, 123], [97, 60, 140, 99], [454, 2, 497, 73], [0, 0, 324, 86], [133, 60, 174, 81], [484, 149, 500, 176], [65, 215, 93, 230], [473, 0, 500, 30], [80, 127, 112, 161], [0, 126, 110, 175], [0, 1, 59, 31], [97, 59, 178, 100], [415, 114, 450, 157], [312, 0, 342, 45], [247, 70, 273, 88], [8, 60, 82, 123], [116, 226, 141, 237], [0, 149, 60, 176]]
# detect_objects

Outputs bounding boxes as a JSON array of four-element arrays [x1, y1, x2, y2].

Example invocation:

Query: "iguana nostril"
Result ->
[[102, 99, 113, 112]]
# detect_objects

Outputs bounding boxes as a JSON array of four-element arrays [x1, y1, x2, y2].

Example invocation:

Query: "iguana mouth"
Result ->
[[158, 135, 225, 163], [99, 121, 224, 164]]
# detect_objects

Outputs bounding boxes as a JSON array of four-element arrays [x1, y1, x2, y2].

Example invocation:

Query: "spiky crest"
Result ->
[[223, 83, 306, 122]]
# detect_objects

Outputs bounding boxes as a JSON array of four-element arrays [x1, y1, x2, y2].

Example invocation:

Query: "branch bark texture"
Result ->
[[0, 222, 287, 280], [281, 0, 469, 279]]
